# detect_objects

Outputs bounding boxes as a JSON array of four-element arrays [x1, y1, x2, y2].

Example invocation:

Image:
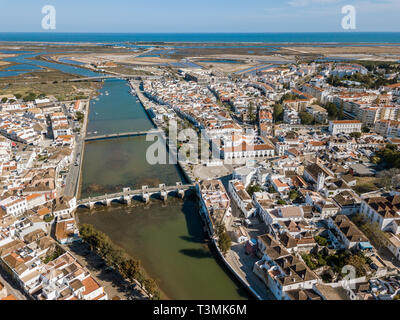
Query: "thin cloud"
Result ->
[[288, 0, 343, 7]]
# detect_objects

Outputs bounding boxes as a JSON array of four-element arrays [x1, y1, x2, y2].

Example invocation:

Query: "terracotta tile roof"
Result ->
[[82, 276, 101, 297]]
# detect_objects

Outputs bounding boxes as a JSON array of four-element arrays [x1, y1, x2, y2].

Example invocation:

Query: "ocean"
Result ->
[[0, 32, 400, 44]]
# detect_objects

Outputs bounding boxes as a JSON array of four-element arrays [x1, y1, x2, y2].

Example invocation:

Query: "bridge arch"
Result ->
[[94, 201, 106, 207], [110, 198, 123, 205]]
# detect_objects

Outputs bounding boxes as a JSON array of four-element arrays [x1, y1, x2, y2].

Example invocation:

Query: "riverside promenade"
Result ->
[[212, 239, 273, 300]]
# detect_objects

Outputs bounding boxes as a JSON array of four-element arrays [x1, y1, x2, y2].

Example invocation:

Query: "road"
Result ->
[[63, 100, 89, 198], [226, 244, 274, 300]]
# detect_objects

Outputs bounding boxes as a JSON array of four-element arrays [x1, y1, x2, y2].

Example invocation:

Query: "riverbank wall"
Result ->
[[211, 239, 263, 300], [128, 80, 157, 128], [129, 80, 194, 185], [194, 191, 264, 300]]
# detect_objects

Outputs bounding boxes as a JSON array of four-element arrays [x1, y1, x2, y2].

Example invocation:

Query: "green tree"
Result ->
[[323, 102, 339, 119], [273, 104, 284, 122], [346, 254, 368, 277], [315, 235, 328, 247], [375, 144, 400, 169], [350, 132, 361, 139], [377, 169, 399, 190], [362, 126, 370, 133], [43, 245, 65, 264], [23, 92, 37, 102], [120, 258, 142, 283], [246, 184, 262, 197], [301, 254, 317, 270], [351, 215, 388, 250], [279, 93, 298, 104], [321, 270, 333, 283], [79, 224, 163, 299], [289, 189, 299, 201], [106, 247, 125, 268], [338, 102, 345, 120], [75, 111, 85, 123], [142, 278, 160, 300], [1, 97, 7, 103], [43, 214, 54, 223], [248, 102, 257, 123], [218, 231, 232, 256], [327, 75, 341, 87], [299, 111, 314, 125]]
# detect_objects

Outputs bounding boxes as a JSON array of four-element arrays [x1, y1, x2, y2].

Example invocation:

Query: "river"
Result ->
[[0, 51, 103, 77], [77, 79, 251, 300]]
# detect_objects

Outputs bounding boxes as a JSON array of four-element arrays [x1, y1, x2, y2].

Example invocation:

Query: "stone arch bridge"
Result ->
[[77, 182, 194, 209]]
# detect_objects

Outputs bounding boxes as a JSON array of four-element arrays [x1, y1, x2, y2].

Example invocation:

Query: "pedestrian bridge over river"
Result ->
[[85, 129, 162, 142], [77, 183, 195, 209]]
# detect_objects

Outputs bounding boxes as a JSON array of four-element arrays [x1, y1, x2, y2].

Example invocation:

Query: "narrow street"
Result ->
[[0, 267, 28, 300], [220, 178, 273, 300]]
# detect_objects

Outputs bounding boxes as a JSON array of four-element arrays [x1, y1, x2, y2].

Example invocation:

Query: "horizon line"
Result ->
[[1, 31, 400, 34]]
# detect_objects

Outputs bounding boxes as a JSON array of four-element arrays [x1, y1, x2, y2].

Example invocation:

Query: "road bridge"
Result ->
[[67, 75, 160, 82], [85, 129, 162, 142]]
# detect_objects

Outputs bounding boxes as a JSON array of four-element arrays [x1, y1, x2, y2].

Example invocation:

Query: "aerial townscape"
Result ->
[[2, 31, 400, 303]]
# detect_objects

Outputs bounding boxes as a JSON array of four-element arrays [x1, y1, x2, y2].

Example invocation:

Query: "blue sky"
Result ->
[[0, 0, 399, 33]]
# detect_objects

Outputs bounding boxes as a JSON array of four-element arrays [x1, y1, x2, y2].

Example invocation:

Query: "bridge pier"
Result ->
[[89, 202, 95, 210], [123, 196, 132, 206], [177, 189, 185, 199], [160, 191, 167, 201], [105, 199, 112, 207], [142, 185, 150, 204], [142, 193, 149, 203], [176, 182, 184, 199], [159, 184, 167, 201]]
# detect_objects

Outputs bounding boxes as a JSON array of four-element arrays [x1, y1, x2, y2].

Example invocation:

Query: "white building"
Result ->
[[258, 205, 304, 226], [283, 108, 301, 125], [232, 166, 257, 188], [327, 215, 371, 250], [386, 234, 400, 261], [360, 195, 400, 234], [253, 234, 318, 300], [228, 180, 256, 218], [0, 197, 27, 217], [329, 120, 362, 135]]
